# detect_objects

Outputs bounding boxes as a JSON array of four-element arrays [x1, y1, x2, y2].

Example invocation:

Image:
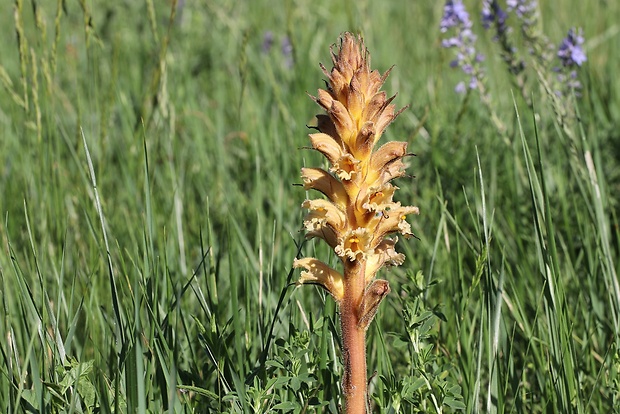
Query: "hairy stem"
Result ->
[[341, 260, 368, 414]]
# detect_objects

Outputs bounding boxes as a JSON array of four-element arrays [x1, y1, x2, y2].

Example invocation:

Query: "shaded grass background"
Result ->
[[0, 0, 619, 412]]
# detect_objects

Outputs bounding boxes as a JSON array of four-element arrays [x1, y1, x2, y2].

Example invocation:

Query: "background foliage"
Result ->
[[1, 0, 619, 412]]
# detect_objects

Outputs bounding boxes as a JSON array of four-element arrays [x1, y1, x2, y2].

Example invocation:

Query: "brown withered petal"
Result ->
[[372, 104, 397, 142], [361, 91, 390, 124], [371, 67, 393, 96], [294, 258, 344, 302], [358, 279, 391, 330], [347, 76, 365, 121], [370, 141, 407, 171], [378, 158, 407, 185], [331, 34, 364, 82], [301, 167, 348, 208], [315, 88, 335, 111], [315, 114, 339, 140], [367, 141, 408, 185], [319, 63, 347, 101], [325, 66, 349, 102]]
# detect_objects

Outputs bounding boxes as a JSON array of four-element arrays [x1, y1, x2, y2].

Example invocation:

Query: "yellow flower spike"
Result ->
[[294, 258, 344, 302], [295, 32, 418, 413]]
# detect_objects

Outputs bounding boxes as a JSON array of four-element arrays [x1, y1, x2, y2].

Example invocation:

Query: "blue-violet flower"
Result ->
[[558, 28, 586, 67]]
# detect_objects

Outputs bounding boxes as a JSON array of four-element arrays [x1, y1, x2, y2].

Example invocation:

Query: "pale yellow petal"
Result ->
[[365, 237, 405, 283], [294, 257, 344, 302], [309, 133, 344, 165], [335, 227, 373, 261], [369, 205, 420, 243], [305, 222, 340, 250], [330, 154, 360, 181], [328, 99, 356, 146], [301, 167, 348, 208], [302, 199, 347, 231], [362, 184, 399, 212], [370, 141, 407, 170]]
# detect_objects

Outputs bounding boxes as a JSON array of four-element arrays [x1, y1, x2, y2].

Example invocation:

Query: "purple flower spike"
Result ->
[[262, 31, 274, 53], [440, 0, 484, 93], [441, 0, 471, 32], [281, 36, 293, 57], [281, 36, 294, 68], [482, 0, 508, 33], [481, 1, 494, 29], [506, 0, 538, 29], [507, 0, 537, 19], [558, 28, 587, 67]]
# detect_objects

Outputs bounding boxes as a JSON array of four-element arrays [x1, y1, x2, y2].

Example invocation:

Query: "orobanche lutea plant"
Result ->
[[294, 33, 418, 413]]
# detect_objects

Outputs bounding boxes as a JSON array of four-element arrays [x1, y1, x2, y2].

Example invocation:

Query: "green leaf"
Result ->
[[177, 385, 219, 400], [443, 396, 466, 410], [271, 401, 299, 411]]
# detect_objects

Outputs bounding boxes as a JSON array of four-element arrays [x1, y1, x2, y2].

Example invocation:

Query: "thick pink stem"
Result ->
[[341, 260, 368, 414]]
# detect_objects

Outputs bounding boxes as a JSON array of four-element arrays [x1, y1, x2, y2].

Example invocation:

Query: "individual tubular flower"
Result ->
[[294, 33, 417, 413], [294, 258, 344, 302], [553, 27, 587, 96], [557, 27, 586, 68]]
